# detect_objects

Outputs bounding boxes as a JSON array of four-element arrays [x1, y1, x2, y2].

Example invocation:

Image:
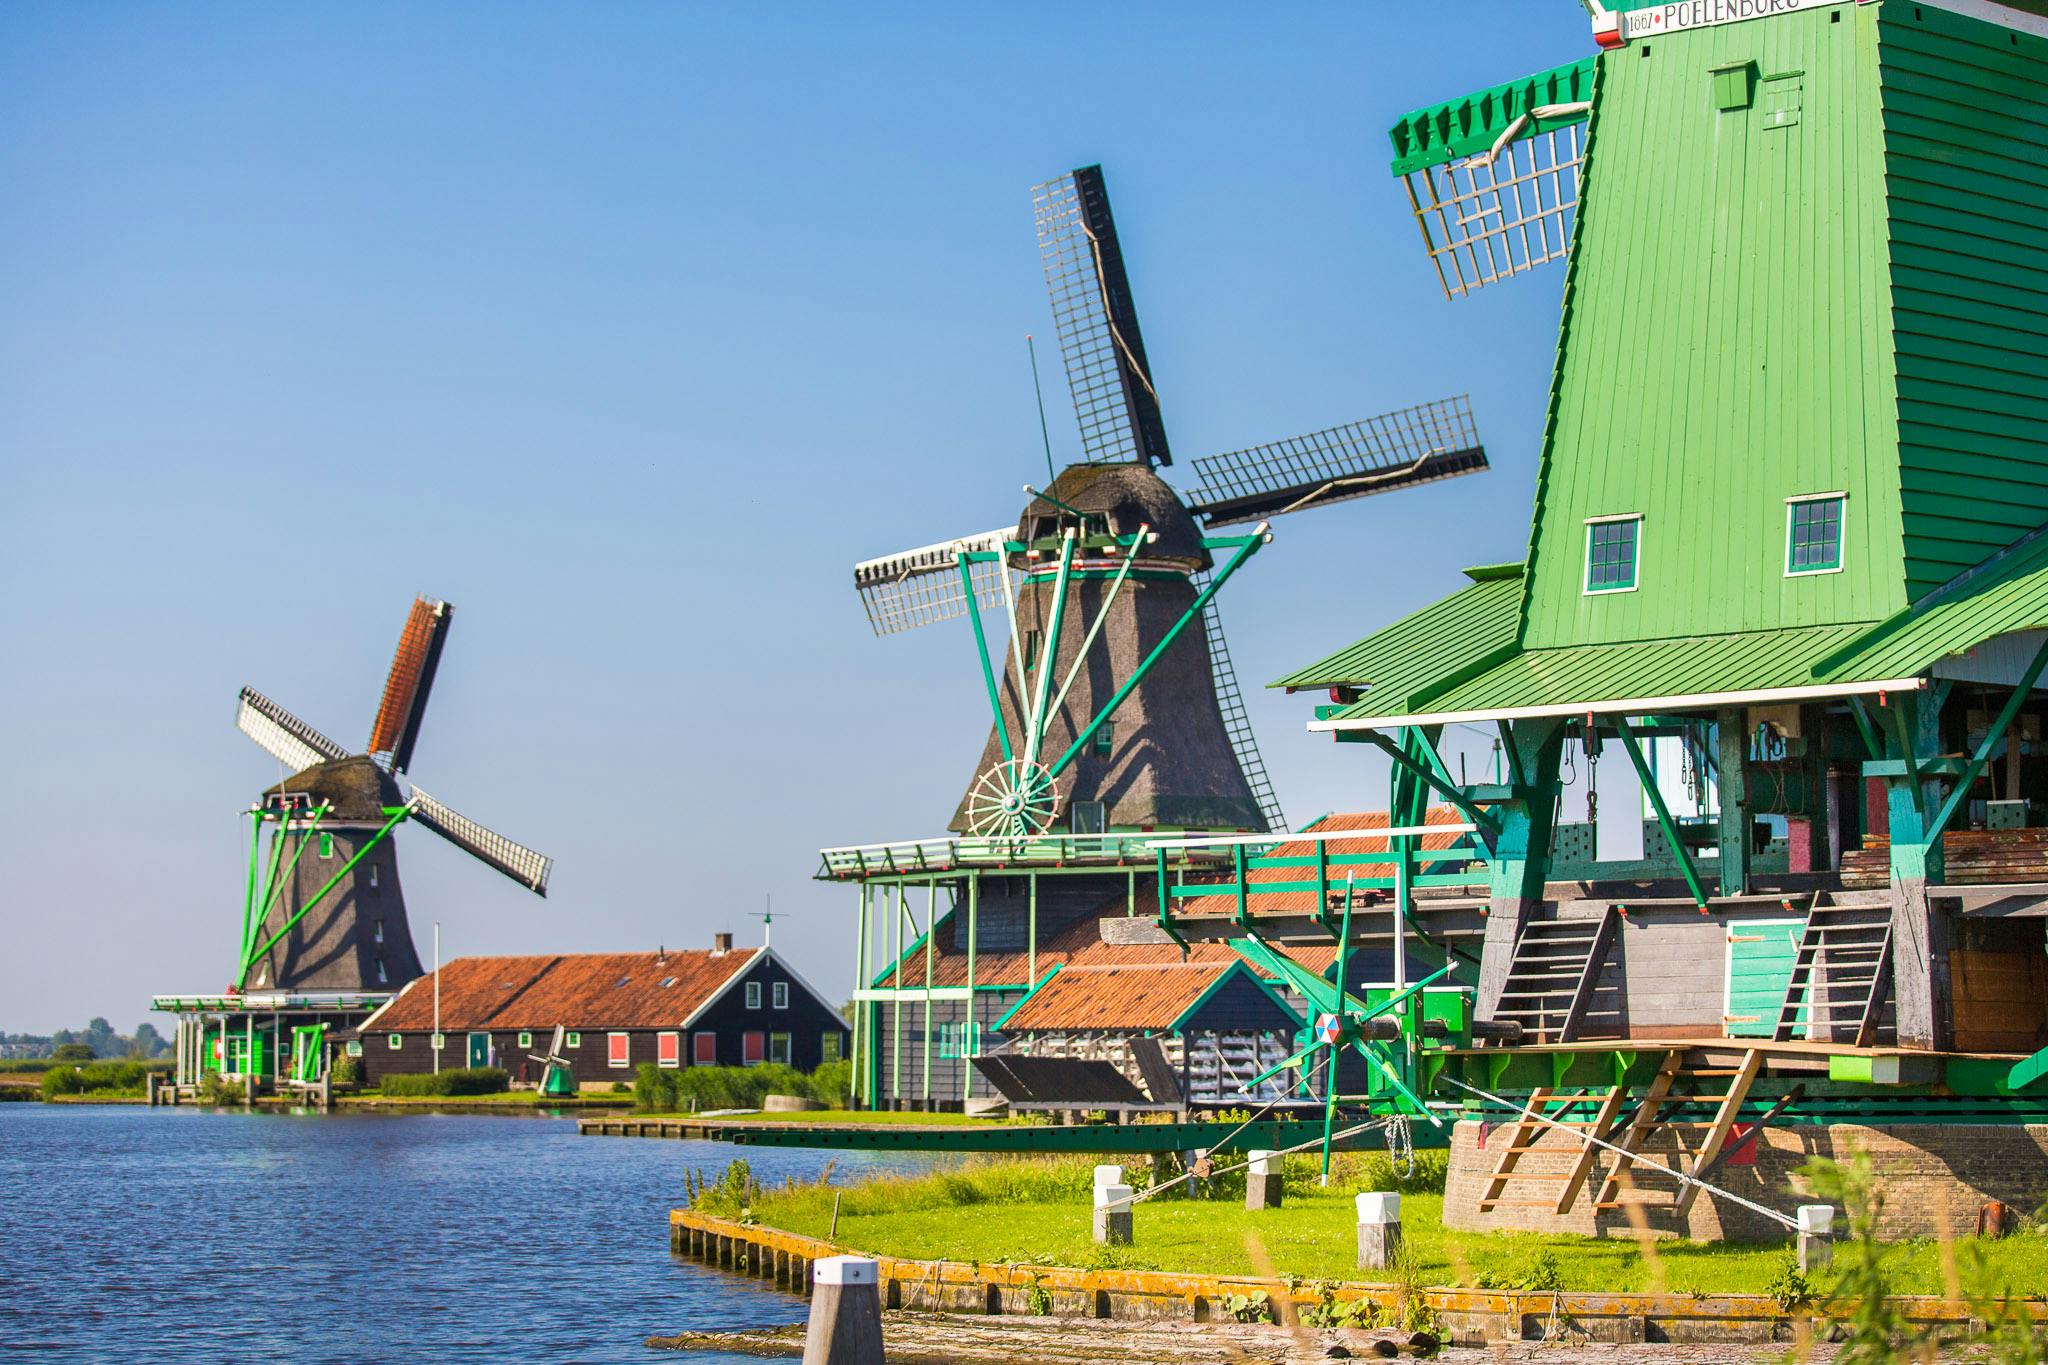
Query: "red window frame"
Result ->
[[657, 1031, 680, 1068], [742, 1030, 765, 1065], [692, 1032, 717, 1066], [607, 1032, 631, 1068]]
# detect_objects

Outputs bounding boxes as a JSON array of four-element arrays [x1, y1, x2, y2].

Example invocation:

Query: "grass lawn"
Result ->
[[717, 1154, 2048, 1300]]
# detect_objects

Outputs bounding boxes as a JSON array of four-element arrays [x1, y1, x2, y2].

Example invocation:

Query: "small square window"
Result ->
[[518, 1031, 533, 1049], [388, 1033, 403, 1050], [345, 1040, 362, 1058], [771, 981, 789, 1010], [1093, 721, 1115, 756], [1787, 495, 1844, 574], [745, 981, 763, 1010], [565, 1031, 581, 1049], [768, 1032, 792, 1066], [1585, 518, 1640, 594], [820, 1033, 842, 1064]]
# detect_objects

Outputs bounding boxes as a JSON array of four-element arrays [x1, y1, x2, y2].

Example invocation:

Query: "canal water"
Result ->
[[0, 1104, 945, 1362]]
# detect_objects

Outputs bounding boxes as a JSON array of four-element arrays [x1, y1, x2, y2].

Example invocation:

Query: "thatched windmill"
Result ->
[[231, 597, 550, 994], [854, 165, 1490, 839]]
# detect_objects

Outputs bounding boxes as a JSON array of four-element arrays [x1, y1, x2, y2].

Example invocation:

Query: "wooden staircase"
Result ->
[[1491, 908, 1623, 1044], [1474, 1047, 1765, 1220], [1773, 902, 1894, 1046]]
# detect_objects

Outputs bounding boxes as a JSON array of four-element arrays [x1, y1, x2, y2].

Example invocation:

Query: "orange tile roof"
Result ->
[[1180, 808, 1476, 918], [1000, 962, 1237, 1032], [364, 949, 758, 1032], [875, 904, 1336, 990]]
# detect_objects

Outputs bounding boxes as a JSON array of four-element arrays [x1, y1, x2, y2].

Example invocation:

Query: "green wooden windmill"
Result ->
[[852, 165, 1490, 842]]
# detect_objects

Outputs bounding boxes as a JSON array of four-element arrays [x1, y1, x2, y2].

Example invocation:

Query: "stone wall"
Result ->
[[1443, 1117, 2048, 1242]]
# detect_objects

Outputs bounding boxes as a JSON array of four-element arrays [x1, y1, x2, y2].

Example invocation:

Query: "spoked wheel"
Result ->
[[963, 759, 1058, 839]]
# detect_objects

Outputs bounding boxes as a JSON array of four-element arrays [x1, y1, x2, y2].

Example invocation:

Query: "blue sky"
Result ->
[[0, 2, 1600, 1031]]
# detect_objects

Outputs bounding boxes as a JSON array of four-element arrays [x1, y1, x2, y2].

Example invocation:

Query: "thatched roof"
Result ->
[[1015, 462, 1208, 570], [266, 755, 401, 821]]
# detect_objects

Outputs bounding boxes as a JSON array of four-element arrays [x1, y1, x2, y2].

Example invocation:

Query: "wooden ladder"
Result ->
[[1476, 1088, 1589, 1212], [1774, 904, 1894, 1046], [1592, 1048, 1764, 1214], [1491, 907, 1623, 1043]]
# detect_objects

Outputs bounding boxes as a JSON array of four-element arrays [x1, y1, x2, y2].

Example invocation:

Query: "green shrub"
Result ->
[[377, 1067, 508, 1097], [633, 1061, 856, 1114], [52, 1043, 95, 1063], [39, 1061, 149, 1099], [635, 1063, 679, 1113], [809, 1059, 853, 1107], [331, 1053, 364, 1087], [199, 1073, 245, 1105]]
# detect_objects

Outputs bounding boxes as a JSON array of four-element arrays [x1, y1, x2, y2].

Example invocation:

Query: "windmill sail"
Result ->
[[853, 528, 1016, 637], [1193, 581, 1286, 833], [408, 785, 552, 896], [1188, 396, 1487, 527], [237, 688, 351, 773], [1390, 58, 1595, 301], [1033, 166, 1172, 468], [368, 597, 453, 774]]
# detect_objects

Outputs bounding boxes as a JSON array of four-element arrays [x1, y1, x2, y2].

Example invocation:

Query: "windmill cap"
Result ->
[[265, 755, 402, 820], [1017, 463, 1207, 569]]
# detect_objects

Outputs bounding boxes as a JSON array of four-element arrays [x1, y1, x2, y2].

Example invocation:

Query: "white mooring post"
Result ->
[[803, 1254, 882, 1365], [1094, 1181, 1134, 1246], [1356, 1192, 1402, 1271], [1245, 1149, 1282, 1210], [1796, 1204, 1835, 1272]]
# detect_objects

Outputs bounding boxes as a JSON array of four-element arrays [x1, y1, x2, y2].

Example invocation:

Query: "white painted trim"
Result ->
[[679, 946, 769, 1029], [1310, 676, 1929, 733], [1784, 492, 1847, 578], [1584, 514, 1642, 596], [1143, 825, 1476, 850]]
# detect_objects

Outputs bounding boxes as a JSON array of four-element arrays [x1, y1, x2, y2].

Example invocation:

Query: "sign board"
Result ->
[[1619, 0, 1850, 41]]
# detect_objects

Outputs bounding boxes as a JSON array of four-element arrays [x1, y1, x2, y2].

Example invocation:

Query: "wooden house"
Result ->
[[350, 935, 848, 1088]]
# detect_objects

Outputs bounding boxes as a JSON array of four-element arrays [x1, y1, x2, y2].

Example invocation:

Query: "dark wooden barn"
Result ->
[[350, 934, 847, 1088]]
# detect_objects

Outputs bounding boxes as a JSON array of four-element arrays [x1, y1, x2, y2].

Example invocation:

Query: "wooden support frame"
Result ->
[[1360, 728, 1503, 838], [1924, 636, 2048, 846], [1671, 1049, 1762, 1218], [1614, 718, 1708, 908], [1554, 1082, 1631, 1214]]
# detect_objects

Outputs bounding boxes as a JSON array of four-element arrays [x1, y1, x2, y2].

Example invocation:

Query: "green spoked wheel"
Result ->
[[963, 758, 1058, 839]]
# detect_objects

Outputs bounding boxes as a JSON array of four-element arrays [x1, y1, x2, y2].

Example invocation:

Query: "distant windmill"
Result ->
[[527, 1024, 575, 1097], [232, 596, 551, 995], [853, 165, 1488, 838]]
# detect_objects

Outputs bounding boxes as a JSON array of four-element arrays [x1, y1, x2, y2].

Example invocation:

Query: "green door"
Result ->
[[1725, 919, 1806, 1038], [466, 1032, 491, 1068]]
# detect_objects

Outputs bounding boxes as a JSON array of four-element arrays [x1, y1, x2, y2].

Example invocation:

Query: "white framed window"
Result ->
[[1070, 800, 1107, 834], [345, 1040, 362, 1057], [657, 1031, 680, 1068], [693, 1032, 717, 1065], [607, 1032, 630, 1068], [517, 1031, 533, 1049], [771, 981, 789, 1010], [820, 1033, 842, 1064], [768, 1032, 792, 1066], [1785, 492, 1846, 576], [742, 1030, 766, 1065], [1584, 514, 1641, 594], [565, 1031, 581, 1049], [745, 981, 763, 1010], [387, 1033, 403, 1050]]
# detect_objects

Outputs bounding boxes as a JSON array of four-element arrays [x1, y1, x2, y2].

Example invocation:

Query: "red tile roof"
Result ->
[[364, 949, 760, 1032], [1000, 962, 1236, 1032], [875, 904, 1336, 990]]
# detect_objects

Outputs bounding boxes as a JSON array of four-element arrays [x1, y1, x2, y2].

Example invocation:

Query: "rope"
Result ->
[[1438, 1075, 1799, 1232], [1111, 1116, 1395, 1210]]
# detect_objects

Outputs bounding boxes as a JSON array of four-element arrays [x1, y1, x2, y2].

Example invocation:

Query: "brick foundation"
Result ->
[[1444, 1117, 2048, 1241]]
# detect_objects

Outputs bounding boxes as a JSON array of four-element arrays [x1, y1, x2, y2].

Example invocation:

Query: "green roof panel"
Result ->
[[1269, 564, 1523, 701]]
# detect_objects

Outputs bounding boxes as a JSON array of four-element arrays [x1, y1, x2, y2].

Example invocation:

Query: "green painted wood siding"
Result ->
[[1520, 6, 1906, 650], [1880, 5, 2048, 599]]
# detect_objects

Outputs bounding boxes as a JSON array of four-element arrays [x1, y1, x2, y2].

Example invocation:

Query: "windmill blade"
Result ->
[[1187, 395, 1487, 528], [853, 528, 1016, 637], [1194, 583, 1285, 832], [236, 688, 350, 773], [367, 597, 453, 774], [1033, 165, 1172, 468], [408, 785, 552, 896], [1390, 59, 1594, 300]]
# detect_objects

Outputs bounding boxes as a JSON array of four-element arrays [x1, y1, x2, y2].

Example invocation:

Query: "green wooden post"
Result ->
[[1478, 718, 1567, 1018], [1882, 686, 1954, 1050], [1615, 718, 1708, 907], [923, 882, 936, 1105], [1028, 871, 1038, 988], [890, 883, 903, 1110], [851, 884, 868, 1109], [1715, 709, 1751, 898]]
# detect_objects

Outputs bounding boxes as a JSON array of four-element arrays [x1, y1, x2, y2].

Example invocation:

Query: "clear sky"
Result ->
[[0, 2, 1606, 1032]]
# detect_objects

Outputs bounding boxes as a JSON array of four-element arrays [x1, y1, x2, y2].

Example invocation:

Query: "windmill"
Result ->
[[527, 1024, 575, 1097], [853, 165, 1489, 838], [231, 596, 551, 996]]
